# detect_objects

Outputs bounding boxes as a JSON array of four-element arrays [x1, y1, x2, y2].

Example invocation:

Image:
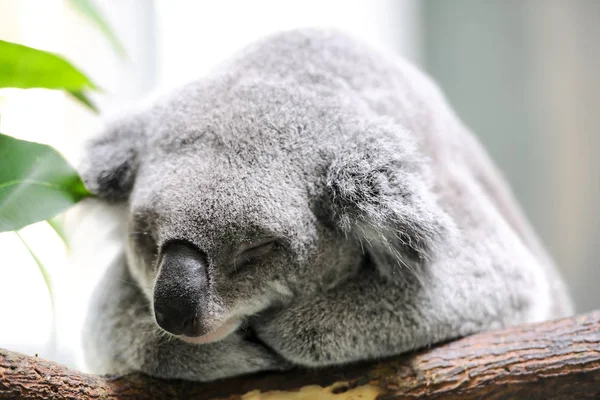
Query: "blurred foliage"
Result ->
[[0, 0, 122, 325], [68, 0, 126, 59], [0, 40, 98, 111], [0, 133, 90, 232], [47, 216, 70, 249], [15, 231, 55, 310], [0, 0, 125, 232]]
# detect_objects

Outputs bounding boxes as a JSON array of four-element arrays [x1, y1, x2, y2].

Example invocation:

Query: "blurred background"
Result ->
[[0, 0, 598, 369]]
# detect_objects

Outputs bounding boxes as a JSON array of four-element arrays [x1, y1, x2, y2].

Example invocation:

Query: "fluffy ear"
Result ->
[[325, 132, 455, 278], [80, 115, 145, 202]]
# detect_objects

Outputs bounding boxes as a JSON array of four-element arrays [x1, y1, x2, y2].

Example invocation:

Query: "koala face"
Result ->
[[84, 83, 365, 343], [127, 156, 361, 343]]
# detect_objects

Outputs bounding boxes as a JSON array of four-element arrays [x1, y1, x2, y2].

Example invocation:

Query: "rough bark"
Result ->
[[1, 311, 599, 400]]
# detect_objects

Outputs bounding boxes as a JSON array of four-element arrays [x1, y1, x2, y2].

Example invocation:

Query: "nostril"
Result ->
[[154, 308, 186, 335], [182, 316, 200, 337]]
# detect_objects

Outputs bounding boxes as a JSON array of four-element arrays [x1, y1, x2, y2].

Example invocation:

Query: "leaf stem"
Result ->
[[14, 231, 57, 355]]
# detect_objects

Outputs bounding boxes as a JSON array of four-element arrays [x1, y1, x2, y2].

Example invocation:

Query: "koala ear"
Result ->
[[325, 131, 455, 278], [80, 115, 145, 202]]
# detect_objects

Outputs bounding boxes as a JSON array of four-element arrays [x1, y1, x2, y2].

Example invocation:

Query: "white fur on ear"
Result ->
[[325, 132, 455, 277], [80, 116, 145, 202]]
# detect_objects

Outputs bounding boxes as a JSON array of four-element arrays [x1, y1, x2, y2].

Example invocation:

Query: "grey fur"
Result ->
[[81, 29, 573, 380]]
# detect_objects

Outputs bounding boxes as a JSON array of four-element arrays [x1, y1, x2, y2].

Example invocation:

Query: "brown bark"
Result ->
[[1, 311, 599, 400]]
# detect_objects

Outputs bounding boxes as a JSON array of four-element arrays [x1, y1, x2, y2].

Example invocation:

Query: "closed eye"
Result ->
[[232, 239, 277, 270]]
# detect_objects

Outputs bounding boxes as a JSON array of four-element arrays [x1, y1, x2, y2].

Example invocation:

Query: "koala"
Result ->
[[81, 29, 573, 381]]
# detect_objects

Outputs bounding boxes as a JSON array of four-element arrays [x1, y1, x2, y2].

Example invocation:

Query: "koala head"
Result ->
[[82, 80, 452, 344]]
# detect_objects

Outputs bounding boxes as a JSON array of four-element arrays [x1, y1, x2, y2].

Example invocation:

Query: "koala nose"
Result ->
[[153, 241, 208, 336]]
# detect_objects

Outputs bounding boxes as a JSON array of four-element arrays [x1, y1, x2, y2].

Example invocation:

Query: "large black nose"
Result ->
[[153, 241, 208, 336]]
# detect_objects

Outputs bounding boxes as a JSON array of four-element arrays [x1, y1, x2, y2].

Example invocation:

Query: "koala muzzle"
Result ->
[[153, 241, 208, 336]]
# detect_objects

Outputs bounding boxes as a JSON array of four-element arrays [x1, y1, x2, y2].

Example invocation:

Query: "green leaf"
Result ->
[[0, 40, 97, 91], [0, 40, 98, 111], [47, 216, 70, 249], [68, 0, 126, 59], [68, 90, 99, 113], [0, 133, 91, 232]]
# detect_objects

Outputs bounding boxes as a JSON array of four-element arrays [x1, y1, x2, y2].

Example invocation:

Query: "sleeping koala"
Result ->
[[81, 29, 573, 381]]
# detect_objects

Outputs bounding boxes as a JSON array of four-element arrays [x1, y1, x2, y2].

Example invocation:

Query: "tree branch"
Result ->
[[1, 311, 599, 400]]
